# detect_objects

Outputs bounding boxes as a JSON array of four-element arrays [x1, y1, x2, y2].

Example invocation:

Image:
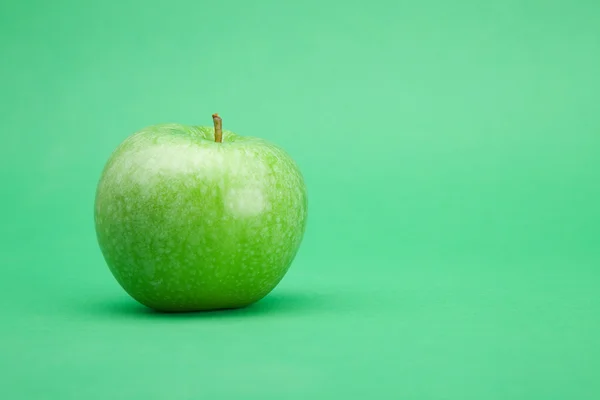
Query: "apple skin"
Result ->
[[94, 123, 308, 312]]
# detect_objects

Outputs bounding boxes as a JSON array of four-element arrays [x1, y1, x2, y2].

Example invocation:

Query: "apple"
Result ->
[[94, 114, 308, 312]]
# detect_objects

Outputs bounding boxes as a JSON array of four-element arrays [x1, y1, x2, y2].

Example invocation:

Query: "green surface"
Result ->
[[2, 0, 599, 398]]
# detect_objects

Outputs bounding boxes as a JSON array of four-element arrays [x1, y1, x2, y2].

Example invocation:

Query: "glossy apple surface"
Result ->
[[94, 122, 308, 312]]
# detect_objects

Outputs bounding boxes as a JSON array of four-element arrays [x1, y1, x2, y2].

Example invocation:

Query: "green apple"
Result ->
[[94, 114, 308, 312]]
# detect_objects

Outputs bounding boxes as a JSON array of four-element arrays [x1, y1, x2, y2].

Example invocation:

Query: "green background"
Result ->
[[2, 0, 599, 398]]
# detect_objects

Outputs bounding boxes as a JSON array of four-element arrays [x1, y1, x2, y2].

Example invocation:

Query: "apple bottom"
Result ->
[[99, 225, 304, 313], [108, 259, 294, 313]]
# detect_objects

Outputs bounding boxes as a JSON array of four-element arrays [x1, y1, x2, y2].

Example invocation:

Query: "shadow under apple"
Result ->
[[91, 290, 326, 319]]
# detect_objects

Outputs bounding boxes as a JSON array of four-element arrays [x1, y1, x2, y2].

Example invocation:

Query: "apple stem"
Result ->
[[212, 113, 223, 143]]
